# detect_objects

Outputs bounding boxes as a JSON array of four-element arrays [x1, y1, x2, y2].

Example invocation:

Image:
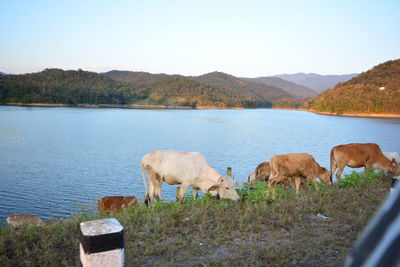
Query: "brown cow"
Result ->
[[248, 162, 271, 183], [330, 143, 398, 181], [6, 214, 43, 227], [97, 196, 138, 213], [269, 153, 331, 193]]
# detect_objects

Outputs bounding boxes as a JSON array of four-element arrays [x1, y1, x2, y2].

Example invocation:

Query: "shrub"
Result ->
[[237, 181, 283, 203], [338, 169, 384, 187]]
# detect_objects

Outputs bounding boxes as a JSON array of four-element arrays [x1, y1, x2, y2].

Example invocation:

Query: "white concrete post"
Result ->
[[79, 218, 124, 267]]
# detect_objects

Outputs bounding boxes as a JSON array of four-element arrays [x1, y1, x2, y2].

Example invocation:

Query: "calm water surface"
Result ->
[[1, 106, 399, 221]]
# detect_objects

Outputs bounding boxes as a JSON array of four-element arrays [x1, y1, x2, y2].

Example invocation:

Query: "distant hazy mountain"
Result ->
[[312, 59, 400, 114], [274, 73, 358, 93], [242, 76, 317, 98], [102, 70, 174, 85], [0, 72, 5, 75], [190, 71, 293, 106]]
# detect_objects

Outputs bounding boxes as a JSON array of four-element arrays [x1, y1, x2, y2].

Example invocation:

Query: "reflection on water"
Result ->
[[0, 106, 399, 221]]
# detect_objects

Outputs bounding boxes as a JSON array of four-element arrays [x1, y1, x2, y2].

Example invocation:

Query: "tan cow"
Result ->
[[269, 153, 331, 193], [248, 162, 271, 183], [97, 196, 138, 213], [330, 143, 398, 181], [141, 150, 240, 205], [6, 214, 43, 227], [383, 152, 400, 169]]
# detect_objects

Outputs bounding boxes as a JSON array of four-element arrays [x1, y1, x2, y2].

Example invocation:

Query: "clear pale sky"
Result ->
[[1, 0, 399, 76]]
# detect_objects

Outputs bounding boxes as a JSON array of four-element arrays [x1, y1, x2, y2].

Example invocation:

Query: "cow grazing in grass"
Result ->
[[97, 196, 138, 213], [269, 153, 331, 193], [330, 143, 398, 181], [141, 150, 240, 205], [248, 162, 271, 183], [383, 152, 400, 168], [7, 214, 43, 227]]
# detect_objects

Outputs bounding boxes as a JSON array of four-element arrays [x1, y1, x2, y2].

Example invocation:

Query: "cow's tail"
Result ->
[[141, 161, 150, 206], [330, 148, 336, 183]]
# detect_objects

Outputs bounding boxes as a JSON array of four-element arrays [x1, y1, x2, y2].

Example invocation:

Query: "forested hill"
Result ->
[[102, 70, 174, 86], [0, 69, 256, 108], [143, 78, 256, 107], [104, 70, 295, 106], [312, 59, 400, 114], [0, 68, 132, 104], [191, 71, 293, 106]]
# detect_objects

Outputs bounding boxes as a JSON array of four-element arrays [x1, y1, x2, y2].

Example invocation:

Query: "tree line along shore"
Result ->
[[3, 103, 400, 119], [1, 59, 399, 115]]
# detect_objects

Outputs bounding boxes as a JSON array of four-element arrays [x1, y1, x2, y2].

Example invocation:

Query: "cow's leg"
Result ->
[[330, 159, 337, 183], [294, 177, 302, 194], [179, 183, 190, 200], [147, 170, 160, 204], [154, 174, 163, 201], [284, 179, 294, 189], [193, 188, 199, 199], [336, 164, 346, 181], [148, 182, 155, 204], [268, 166, 276, 187], [155, 184, 162, 201], [306, 177, 319, 191], [269, 174, 285, 187]]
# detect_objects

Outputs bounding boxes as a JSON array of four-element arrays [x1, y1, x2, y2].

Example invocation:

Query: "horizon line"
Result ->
[[0, 67, 360, 77]]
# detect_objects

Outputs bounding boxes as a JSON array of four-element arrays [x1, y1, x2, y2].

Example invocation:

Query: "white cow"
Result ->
[[141, 150, 240, 204]]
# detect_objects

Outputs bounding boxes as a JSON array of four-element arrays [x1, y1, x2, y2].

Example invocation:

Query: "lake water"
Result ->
[[0, 106, 399, 221]]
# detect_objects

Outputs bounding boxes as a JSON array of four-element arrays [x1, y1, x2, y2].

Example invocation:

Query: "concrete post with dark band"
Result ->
[[79, 218, 124, 267]]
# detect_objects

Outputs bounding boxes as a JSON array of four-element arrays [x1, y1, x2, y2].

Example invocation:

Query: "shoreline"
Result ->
[[272, 107, 400, 118], [1, 103, 244, 110], [2, 103, 399, 117]]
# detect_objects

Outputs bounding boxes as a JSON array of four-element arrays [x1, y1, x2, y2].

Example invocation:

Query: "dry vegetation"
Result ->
[[273, 59, 400, 114], [0, 170, 391, 266]]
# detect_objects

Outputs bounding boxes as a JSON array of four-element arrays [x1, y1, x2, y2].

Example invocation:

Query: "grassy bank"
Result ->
[[272, 107, 400, 118], [0, 171, 392, 266]]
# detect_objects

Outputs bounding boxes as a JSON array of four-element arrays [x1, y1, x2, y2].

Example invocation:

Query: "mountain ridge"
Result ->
[[241, 76, 317, 98], [274, 72, 358, 92], [103, 70, 177, 86], [190, 71, 293, 106], [0, 69, 256, 108], [3, 65, 394, 112], [103, 70, 295, 107]]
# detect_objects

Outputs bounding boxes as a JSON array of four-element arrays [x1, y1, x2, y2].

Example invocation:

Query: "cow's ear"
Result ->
[[207, 184, 220, 193]]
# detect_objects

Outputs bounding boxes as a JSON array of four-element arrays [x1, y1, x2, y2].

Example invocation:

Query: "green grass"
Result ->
[[0, 171, 392, 266], [337, 169, 386, 187]]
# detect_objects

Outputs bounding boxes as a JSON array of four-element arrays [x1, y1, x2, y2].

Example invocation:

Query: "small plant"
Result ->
[[238, 182, 278, 203], [338, 169, 383, 187]]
